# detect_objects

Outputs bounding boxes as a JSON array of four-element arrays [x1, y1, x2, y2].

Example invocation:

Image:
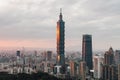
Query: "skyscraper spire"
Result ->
[[60, 8, 62, 14], [59, 8, 62, 20], [57, 8, 65, 67]]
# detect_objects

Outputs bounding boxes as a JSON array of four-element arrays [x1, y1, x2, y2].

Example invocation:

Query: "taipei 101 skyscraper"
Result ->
[[56, 9, 65, 67]]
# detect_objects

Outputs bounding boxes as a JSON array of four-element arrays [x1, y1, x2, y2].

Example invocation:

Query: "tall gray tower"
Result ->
[[56, 9, 65, 67]]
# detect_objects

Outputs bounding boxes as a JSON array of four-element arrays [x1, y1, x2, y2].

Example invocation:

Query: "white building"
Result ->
[[93, 55, 103, 79]]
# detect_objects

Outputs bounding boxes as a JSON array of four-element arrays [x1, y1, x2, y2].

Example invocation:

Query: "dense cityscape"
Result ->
[[0, 9, 119, 80], [0, 0, 120, 80]]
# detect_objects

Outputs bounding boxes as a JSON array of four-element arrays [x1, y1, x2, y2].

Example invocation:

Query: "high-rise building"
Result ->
[[101, 47, 118, 80], [101, 65, 109, 80], [93, 55, 103, 79], [115, 50, 120, 64], [56, 9, 65, 66], [79, 61, 86, 80], [101, 65, 117, 80], [69, 60, 77, 77], [82, 34, 93, 70], [16, 50, 21, 64], [16, 50, 20, 57], [118, 64, 120, 80], [42, 51, 52, 61], [46, 51, 52, 61], [104, 47, 114, 65]]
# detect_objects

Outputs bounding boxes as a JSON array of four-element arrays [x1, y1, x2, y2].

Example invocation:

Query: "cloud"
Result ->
[[0, 0, 120, 50]]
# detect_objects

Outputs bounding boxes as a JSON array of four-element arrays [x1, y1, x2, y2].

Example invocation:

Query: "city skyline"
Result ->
[[0, 0, 120, 51]]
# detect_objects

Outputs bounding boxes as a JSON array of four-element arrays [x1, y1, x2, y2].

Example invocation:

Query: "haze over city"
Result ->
[[0, 0, 120, 51]]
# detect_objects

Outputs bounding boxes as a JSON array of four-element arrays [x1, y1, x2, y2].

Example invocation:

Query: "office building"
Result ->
[[56, 9, 65, 66], [42, 51, 52, 61], [82, 34, 93, 70], [16, 50, 20, 57], [93, 55, 103, 79], [69, 60, 77, 77], [115, 50, 120, 64], [101, 47, 117, 80], [118, 64, 120, 80], [101, 64, 117, 80], [104, 47, 114, 65], [79, 61, 86, 80]]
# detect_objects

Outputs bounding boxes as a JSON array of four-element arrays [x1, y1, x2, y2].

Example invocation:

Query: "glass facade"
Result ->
[[82, 34, 93, 70], [56, 12, 65, 66]]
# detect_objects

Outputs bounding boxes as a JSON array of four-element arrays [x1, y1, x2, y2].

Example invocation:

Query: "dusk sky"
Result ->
[[0, 0, 120, 51]]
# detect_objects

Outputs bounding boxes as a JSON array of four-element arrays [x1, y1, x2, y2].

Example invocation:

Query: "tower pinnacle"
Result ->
[[57, 8, 65, 66], [59, 8, 62, 20], [60, 8, 62, 14]]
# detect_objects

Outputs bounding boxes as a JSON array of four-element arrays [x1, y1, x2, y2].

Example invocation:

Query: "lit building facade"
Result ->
[[56, 9, 65, 66]]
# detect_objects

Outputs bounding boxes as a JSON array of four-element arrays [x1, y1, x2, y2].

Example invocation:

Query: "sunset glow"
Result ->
[[0, 39, 56, 49], [57, 25, 60, 44]]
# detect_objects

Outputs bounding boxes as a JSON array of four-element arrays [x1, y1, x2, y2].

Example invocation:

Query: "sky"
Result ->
[[0, 0, 120, 51]]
